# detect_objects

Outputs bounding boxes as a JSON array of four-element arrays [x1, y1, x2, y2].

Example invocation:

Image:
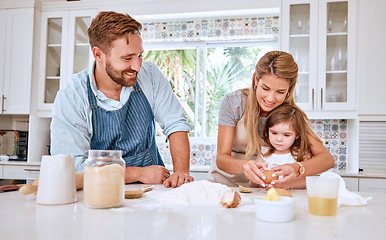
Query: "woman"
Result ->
[[209, 51, 334, 189]]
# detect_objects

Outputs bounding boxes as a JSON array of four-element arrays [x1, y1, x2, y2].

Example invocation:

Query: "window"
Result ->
[[144, 40, 277, 139]]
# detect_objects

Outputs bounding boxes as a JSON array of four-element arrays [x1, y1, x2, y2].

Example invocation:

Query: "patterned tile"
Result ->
[[309, 119, 348, 170], [331, 124, 339, 131], [141, 16, 279, 42], [338, 161, 346, 170]]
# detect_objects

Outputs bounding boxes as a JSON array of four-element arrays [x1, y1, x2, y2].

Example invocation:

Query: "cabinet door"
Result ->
[[281, 0, 356, 112], [281, 0, 318, 111], [318, 0, 356, 111], [2, 8, 34, 114], [65, 9, 97, 87], [358, 0, 386, 116], [38, 11, 69, 111], [38, 10, 96, 112], [342, 177, 359, 192], [0, 10, 5, 113]]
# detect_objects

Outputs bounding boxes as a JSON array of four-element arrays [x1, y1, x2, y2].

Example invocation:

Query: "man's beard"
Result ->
[[105, 60, 137, 87]]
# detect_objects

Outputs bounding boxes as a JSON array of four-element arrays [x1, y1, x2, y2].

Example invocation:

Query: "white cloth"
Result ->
[[320, 172, 371, 207]]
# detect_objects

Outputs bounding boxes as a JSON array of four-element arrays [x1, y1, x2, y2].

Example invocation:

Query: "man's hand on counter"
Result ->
[[163, 171, 194, 188], [126, 165, 170, 184]]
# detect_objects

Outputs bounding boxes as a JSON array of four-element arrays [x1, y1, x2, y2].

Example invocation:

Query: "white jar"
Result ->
[[84, 150, 125, 208]]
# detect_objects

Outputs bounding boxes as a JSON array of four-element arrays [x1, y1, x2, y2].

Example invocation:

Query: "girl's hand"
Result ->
[[268, 163, 298, 188], [243, 157, 268, 187]]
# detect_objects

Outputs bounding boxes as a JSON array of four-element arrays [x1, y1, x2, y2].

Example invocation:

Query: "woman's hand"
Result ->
[[268, 163, 298, 188], [243, 156, 269, 187]]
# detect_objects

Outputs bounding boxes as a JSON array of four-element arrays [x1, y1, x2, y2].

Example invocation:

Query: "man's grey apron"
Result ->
[[87, 77, 163, 167]]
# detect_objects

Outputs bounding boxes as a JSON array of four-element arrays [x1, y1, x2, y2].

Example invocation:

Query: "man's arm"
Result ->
[[51, 85, 91, 172], [163, 131, 194, 188]]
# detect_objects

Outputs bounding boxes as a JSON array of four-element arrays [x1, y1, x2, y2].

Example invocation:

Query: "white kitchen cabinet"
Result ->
[[0, 10, 4, 114], [342, 176, 359, 192], [359, 178, 386, 193], [0, 8, 34, 114], [280, 0, 356, 114], [37, 9, 96, 113], [357, 0, 386, 118], [2, 164, 40, 180]]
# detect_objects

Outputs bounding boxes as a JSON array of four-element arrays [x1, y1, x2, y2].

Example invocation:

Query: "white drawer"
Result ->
[[359, 178, 386, 193], [3, 165, 40, 180], [0, 165, 3, 178], [342, 177, 359, 191]]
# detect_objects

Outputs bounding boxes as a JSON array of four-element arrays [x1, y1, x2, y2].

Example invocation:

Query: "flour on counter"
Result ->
[[159, 180, 231, 205]]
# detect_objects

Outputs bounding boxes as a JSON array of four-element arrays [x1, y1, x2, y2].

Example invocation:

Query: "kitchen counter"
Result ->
[[0, 184, 385, 240], [340, 171, 386, 179]]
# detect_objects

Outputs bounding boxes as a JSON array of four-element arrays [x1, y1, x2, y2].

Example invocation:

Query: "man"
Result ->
[[50, 11, 193, 188]]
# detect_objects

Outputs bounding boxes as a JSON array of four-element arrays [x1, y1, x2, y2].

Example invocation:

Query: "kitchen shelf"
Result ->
[[327, 32, 348, 36], [289, 34, 310, 38]]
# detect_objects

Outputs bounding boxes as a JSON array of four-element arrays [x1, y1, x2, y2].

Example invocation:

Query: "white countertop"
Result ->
[[0, 184, 385, 240]]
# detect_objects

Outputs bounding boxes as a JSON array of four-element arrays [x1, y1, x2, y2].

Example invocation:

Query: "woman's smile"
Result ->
[[255, 73, 290, 116]]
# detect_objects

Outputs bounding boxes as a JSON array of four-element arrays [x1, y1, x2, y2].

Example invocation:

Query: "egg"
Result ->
[[262, 170, 279, 184], [275, 188, 292, 197], [220, 190, 241, 208], [262, 187, 280, 201]]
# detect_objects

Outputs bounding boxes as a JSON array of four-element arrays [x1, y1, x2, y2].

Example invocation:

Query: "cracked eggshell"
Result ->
[[220, 190, 241, 208]]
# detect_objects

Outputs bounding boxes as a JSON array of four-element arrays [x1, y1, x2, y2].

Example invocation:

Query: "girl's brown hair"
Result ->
[[88, 11, 142, 54], [262, 104, 318, 162]]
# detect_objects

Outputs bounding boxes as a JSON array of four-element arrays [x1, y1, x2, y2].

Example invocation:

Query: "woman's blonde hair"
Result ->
[[262, 104, 319, 161], [241, 50, 319, 157]]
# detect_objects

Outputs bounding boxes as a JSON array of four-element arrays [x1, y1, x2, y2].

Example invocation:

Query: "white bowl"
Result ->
[[254, 196, 295, 223]]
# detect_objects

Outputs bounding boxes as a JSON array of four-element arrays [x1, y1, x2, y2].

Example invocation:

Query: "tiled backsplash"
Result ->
[[141, 16, 279, 42], [157, 119, 348, 171], [157, 139, 216, 168], [310, 119, 348, 170]]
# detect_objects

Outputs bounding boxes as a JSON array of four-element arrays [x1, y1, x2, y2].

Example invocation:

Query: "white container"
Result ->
[[36, 155, 76, 205], [254, 196, 295, 223], [306, 176, 340, 216]]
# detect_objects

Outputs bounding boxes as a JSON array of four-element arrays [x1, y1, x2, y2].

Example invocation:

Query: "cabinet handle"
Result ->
[[312, 89, 315, 110], [24, 168, 40, 172], [1, 95, 5, 113], [321, 88, 323, 109]]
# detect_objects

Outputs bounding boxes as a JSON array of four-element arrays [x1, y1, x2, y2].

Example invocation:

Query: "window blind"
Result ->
[[359, 121, 386, 170]]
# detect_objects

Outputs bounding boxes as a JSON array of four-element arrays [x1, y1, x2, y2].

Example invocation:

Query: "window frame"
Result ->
[[144, 39, 278, 142]]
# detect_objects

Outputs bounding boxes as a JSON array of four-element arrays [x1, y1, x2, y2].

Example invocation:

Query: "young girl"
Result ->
[[260, 104, 317, 188]]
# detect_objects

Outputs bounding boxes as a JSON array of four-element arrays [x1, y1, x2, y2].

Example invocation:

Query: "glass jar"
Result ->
[[84, 150, 126, 208]]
